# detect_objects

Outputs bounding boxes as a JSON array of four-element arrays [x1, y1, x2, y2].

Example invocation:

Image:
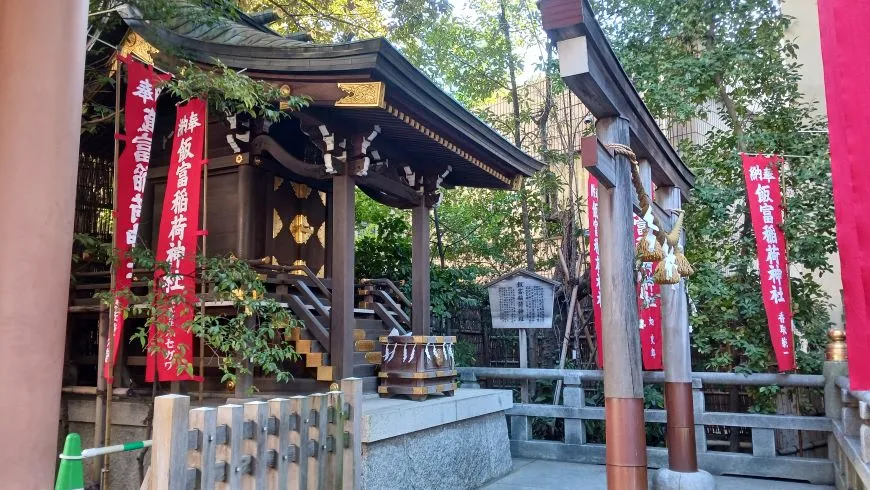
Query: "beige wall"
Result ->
[[782, 0, 827, 115], [782, 0, 844, 328]]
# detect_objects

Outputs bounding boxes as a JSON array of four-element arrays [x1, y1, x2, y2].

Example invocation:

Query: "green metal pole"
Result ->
[[55, 434, 84, 490]]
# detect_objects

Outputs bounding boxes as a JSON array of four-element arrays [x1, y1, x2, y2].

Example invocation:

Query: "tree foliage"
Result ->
[[355, 192, 487, 319], [162, 60, 309, 120], [239, 0, 450, 44], [592, 0, 836, 374]]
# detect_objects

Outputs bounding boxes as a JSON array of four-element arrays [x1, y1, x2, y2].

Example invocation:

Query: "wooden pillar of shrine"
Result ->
[[330, 162, 356, 380], [596, 117, 648, 488], [656, 187, 698, 471], [0, 1, 88, 486], [412, 199, 431, 335]]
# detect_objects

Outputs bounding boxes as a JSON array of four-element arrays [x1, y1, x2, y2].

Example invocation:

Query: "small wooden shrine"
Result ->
[[66, 5, 543, 397]]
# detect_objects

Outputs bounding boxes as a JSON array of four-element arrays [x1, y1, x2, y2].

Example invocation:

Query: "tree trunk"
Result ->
[[498, 0, 534, 273]]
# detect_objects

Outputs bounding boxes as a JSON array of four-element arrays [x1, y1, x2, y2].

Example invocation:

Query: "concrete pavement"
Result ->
[[480, 458, 835, 489]]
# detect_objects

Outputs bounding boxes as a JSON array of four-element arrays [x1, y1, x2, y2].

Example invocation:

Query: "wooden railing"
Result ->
[[358, 279, 410, 332], [246, 261, 333, 303], [458, 367, 835, 485], [831, 376, 870, 489], [143, 378, 362, 490], [359, 279, 410, 309]]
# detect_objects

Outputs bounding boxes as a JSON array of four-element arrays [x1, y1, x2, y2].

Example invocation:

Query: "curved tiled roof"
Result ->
[[118, 4, 545, 181]]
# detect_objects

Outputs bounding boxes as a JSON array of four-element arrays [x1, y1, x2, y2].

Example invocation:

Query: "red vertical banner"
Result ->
[[588, 176, 604, 368], [741, 154, 796, 372], [634, 214, 663, 370], [146, 98, 207, 382], [104, 59, 170, 382], [818, 0, 870, 389]]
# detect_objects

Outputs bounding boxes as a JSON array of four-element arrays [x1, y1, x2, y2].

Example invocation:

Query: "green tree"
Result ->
[[591, 0, 836, 374]]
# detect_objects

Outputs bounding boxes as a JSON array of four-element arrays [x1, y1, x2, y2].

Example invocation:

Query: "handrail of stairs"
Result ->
[[360, 278, 411, 309], [290, 278, 332, 320], [372, 302, 408, 335], [285, 294, 331, 351], [371, 289, 411, 329], [245, 260, 332, 302]]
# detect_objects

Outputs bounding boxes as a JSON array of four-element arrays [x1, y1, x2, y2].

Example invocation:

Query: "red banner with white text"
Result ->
[[741, 154, 796, 372], [634, 215, 663, 370], [146, 98, 207, 382], [104, 58, 170, 382], [818, 0, 870, 389], [588, 176, 604, 368]]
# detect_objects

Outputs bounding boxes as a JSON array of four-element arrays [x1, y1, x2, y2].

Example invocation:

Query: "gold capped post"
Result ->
[[826, 328, 847, 361]]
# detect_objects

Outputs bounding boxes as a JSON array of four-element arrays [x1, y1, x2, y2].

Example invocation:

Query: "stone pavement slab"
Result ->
[[480, 458, 835, 490]]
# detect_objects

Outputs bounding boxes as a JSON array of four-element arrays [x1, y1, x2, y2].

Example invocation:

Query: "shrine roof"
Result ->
[[118, 6, 544, 189]]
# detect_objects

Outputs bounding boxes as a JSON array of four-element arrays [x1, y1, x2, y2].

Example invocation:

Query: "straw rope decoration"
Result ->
[[604, 143, 693, 284]]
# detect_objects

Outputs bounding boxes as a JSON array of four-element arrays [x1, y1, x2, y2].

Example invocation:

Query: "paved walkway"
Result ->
[[481, 458, 835, 489]]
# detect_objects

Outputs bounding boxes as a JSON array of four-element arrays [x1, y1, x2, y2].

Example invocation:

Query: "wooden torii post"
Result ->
[[538, 1, 710, 488]]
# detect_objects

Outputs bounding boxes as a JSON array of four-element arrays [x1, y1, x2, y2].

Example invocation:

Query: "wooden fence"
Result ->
[[143, 378, 362, 490]]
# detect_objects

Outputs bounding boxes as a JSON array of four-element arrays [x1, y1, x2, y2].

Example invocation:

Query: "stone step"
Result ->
[[316, 365, 333, 381], [305, 352, 326, 367], [364, 352, 382, 365], [354, 339, 377, 352], [353, 363, 377, 378]]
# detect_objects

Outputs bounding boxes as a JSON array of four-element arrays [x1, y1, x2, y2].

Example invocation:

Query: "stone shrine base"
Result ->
[[360, 389, 514, 490]]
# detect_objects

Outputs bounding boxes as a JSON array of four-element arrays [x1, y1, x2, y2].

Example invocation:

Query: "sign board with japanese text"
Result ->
[[487, 270, 558, 329], [105, 58, 170, 382], [588, 175, 604, 367], [146, 97, 207, 382], [634, 213, 663, 371], [741, 153, 796, 372]]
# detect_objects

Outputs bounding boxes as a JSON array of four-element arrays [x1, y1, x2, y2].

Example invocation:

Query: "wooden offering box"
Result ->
[[378, 335, 458, 401]]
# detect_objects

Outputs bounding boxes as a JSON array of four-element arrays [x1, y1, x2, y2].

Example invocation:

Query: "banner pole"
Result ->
[[198, 105, 209, 403], [100, 55, 123, 490]]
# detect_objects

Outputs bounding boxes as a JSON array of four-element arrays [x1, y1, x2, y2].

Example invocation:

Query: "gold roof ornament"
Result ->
[[111, 31, 159, 74], [335, 82, 386, 108]]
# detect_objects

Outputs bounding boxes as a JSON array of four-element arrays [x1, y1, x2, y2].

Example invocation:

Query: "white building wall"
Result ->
[[782, 0, 843, 328]]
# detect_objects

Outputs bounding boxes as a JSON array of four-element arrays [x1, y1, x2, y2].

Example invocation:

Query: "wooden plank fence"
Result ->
[[142, 378, 362, 490]]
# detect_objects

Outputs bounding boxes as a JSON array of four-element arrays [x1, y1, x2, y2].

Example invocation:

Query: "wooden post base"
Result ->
[[605, 397, 648, 489], [664, 381, 699, 472]]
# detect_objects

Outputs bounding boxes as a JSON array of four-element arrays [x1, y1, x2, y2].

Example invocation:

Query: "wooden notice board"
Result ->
[[487, 269, 558, 329]]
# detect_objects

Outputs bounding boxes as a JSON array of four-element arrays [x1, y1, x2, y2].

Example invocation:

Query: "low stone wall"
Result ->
[[62, 396, 152, 490], [360, 389, 514, 490]]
